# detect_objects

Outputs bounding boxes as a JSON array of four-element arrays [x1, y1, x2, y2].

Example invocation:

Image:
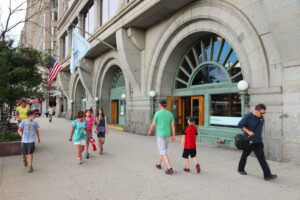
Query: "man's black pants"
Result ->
[[238, 143, 271, 178]]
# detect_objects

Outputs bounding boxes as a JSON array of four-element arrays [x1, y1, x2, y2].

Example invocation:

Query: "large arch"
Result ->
[[93, 51, 130, 99], [147, 0, 269, 95], [71, 73, 87, 117], [93, 52, 128, 125]]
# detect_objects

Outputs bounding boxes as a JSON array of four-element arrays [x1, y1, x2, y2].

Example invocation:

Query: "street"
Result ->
[[0, 117, 299, 200]]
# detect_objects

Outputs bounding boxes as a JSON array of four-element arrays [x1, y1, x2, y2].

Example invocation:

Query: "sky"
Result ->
[[0, 0, 27, 45]]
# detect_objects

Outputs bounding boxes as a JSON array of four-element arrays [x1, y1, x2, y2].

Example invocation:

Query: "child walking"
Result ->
[[69, 111, 87, 165], [84, 110, 94, 158], [181, 117, 201, 173], [94, 108, 108, 155], [18, 110, 41, 173]]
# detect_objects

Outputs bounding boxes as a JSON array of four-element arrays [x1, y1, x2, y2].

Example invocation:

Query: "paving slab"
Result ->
[[0, 117, 299, 200]]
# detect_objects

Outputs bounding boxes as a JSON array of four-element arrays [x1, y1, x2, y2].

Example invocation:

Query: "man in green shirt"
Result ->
[[148, 99, 176, 175]]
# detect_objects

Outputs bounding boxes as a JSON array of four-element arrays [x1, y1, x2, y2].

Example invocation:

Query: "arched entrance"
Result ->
[[100, 66, 126, 126], [74, 80, 87, 116], [165, 33, 244, 147]]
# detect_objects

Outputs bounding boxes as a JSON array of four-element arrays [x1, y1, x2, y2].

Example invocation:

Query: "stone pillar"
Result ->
[[94, 0, 101, 32]]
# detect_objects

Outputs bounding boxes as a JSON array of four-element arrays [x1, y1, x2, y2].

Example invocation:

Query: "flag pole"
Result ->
[[70, 23, 116, 50]]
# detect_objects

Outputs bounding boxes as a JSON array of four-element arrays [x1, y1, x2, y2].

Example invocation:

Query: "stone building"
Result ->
[[56, 0, 300, 163], [21, 0, 59, 111]]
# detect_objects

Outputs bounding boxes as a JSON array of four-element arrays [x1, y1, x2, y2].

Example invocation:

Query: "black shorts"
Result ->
[[97, 132, 105, 138], [182, 148, 196, 159], [21, 142, 35, 155]]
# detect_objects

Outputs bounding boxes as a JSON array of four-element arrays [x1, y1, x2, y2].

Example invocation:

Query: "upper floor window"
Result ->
[[101, 0, 119, 25], [51, 0, 58, 8], [52, 11, 58, 21], [61, 36, 67, 58], [84, 4, 95, 39], [51, 26, 57, 36]]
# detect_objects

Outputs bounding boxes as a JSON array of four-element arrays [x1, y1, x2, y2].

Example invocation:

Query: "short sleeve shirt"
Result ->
[[19, 120, 39, 143], [16, 106, 30, 121], [72, 120, 86, 142], [153, 109, 175, 137], [184, 125, 198, 149], [85, 116, 94, 133]]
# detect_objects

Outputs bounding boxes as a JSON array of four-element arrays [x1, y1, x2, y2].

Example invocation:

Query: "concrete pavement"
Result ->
[[0, 117, 299, 200]]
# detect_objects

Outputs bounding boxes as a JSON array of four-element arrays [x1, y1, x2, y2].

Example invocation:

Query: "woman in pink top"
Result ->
[[84, 110, 94, 158]]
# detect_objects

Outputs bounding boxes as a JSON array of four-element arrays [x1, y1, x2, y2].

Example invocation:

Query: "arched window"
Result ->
[[175, 34, 242, 89], [112, 69, 125, 88]]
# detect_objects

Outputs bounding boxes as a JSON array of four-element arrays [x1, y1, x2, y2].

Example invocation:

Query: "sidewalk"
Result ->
[[0, 117, 299, 200]]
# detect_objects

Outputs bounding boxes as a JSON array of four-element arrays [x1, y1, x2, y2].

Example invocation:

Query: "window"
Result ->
[[84, 4, 95, 39], [175, 34, 242, 89], [51, 0, 58, 8], [52, 11, 58, 21], [51, 27, 57, 36], [62, 36, 67, 58], [101, 0, 119, 25], [192, 65, 229, 86], [210, 93, 241, 127], [51, 41, 57, 50]]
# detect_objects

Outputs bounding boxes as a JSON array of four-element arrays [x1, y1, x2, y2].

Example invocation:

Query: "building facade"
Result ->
[[56, 0, 300, 163], [21, 0, 59, 112]]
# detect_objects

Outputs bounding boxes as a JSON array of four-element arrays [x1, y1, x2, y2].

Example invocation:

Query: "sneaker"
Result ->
[[28, 166, 33, 173], [183, 168, 190, 173], [23, 159, 28, 167], [238, 170, 247, 175], [85, 153, 89, 159], [156, 164, 162, 170], [196, 164, 201, 174], [264, 174, 277, 181], [165, 168, 174, 175]]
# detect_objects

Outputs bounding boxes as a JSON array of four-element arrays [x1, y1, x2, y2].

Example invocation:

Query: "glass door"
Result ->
[[167, 97, 183, 134], [191, 96, 204, 126]]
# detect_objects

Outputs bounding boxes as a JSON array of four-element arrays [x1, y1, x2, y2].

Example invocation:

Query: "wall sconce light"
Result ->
[[149, 90, 156, 98]]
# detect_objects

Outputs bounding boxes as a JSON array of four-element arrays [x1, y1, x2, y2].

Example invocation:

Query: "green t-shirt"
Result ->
[[153, 109, 175, 137]]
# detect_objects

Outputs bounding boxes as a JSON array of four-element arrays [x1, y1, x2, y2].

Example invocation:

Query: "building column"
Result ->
[[94, 0, 101, 32]]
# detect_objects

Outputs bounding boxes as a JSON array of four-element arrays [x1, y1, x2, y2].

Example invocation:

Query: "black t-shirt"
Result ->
[[238, 112, 264, 143]]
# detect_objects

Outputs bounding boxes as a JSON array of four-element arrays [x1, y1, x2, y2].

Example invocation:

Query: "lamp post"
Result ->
[[237, 80, 249, 115], [69, 99, 74, 119], [149, 90, 156, 118]]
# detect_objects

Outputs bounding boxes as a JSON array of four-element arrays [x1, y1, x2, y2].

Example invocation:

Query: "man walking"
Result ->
[[148, 99, 176, 175], [237, 103, 277, 181], [48, 106, 54, 122]]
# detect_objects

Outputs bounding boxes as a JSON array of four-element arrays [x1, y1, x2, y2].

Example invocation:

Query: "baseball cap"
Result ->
[[159, 99, 167, 107]]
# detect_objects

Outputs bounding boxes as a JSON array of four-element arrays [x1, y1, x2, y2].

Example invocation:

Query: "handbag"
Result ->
[[235, 116, 263, 150]]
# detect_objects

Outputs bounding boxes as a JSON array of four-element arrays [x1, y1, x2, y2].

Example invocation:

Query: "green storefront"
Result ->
[[167, 34, 245, 147]]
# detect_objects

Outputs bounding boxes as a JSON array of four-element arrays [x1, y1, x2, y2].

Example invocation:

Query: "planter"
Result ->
[[0, 141, 21, 157]]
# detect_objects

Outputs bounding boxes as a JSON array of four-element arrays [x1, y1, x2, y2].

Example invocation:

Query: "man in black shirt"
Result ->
[[237, 104, 277, 181]]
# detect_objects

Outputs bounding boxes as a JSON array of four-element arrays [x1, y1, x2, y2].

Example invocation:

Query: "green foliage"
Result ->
[[0, 132, 21, 142], [0, 41, 51, 105]]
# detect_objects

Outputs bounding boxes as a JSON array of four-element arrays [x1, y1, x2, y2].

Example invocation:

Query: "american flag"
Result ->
[[48, 57, 62, 87]]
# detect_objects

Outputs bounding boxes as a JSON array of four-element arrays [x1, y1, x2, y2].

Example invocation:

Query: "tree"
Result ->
[[0, 40, 50, 108], [0, 0, 51, 42]]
